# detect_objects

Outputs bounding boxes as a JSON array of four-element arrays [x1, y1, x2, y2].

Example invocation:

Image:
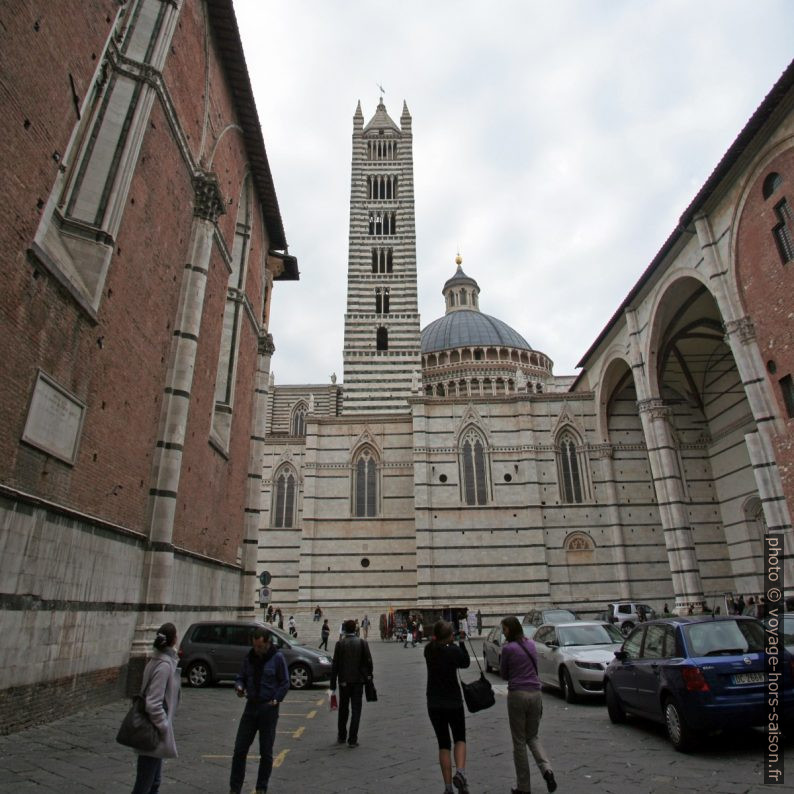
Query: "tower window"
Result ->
[[376, 326, 388, 351], [773, 199, 793, 263], [780, 374, 794, 418]]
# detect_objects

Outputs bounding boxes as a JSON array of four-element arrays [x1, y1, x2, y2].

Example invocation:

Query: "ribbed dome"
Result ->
[[421, 310, 532, 354]]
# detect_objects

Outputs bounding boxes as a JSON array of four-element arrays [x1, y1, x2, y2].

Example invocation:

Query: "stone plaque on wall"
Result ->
[[22, 371, 86, 464]]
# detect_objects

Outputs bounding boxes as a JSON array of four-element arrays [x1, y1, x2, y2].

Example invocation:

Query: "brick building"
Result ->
[[0, 0, 297, 732]]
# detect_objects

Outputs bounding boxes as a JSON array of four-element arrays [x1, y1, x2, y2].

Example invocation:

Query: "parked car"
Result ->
[[764, 612, 794, 655], [605, 602, 656, 635], [178, 620, 332, 690], [522, 606, 578, 629], [482, 617, 531, 674], [532, 621, 624, 702], [604, 616, 794, 751]]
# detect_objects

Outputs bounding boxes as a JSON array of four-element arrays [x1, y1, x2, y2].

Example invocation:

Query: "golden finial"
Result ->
[[455, 252, 462, 266]]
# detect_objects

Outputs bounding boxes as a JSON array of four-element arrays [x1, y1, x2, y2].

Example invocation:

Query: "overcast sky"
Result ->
[[235, 1, 793, 386]]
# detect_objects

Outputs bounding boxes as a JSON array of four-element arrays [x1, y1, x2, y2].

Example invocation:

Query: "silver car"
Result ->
[[532, 621, 624, 702], [178, 620, 333, 690]]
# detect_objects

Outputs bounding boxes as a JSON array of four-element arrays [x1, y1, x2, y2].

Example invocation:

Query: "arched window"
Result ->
[[556, 430, 591, 503], [773, 199, 793, 263], [763, 172, 783, 199], [460, 427, 489, 505], [272, 466, 297, 528], [291, 402, 307, 436], [353, 446, 378, 517], [376, 326, 388, 351]]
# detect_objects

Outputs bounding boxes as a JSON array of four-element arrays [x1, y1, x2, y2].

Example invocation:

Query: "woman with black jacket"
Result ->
[[424, 620, 471, 794]]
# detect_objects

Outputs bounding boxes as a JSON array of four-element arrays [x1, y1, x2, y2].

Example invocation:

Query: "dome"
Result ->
[[421, 310, 532, 354]]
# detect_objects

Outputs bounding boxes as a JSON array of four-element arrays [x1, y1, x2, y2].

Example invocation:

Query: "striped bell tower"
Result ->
[[341, 97, 422, 413]]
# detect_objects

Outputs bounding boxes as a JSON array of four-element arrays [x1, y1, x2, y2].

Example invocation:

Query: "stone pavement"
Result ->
[[0, 639, 787, 793]]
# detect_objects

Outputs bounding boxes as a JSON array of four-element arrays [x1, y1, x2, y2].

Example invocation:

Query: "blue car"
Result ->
[[603, 616, 793, 751]]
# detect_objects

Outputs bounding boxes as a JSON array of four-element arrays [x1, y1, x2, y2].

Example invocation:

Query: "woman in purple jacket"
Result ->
[[499, 617, 557, 794]]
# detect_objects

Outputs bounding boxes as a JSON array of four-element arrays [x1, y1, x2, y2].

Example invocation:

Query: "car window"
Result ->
[[661, 625, 678, 657], [534, 626, 553, 645], [557, 624, 622, 646], [783, 616, 794, 646], [640, 624, 666, 659], [622, 626, 644, 660], [617, 604, 631, 615], [684, 619, 765, 656], [543, 609, 576, 623], [227, 626, 252, 646], [191, 624, 224, 644]]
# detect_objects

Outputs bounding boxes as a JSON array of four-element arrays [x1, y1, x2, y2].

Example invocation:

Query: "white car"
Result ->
[[532, 621, 624, 702]]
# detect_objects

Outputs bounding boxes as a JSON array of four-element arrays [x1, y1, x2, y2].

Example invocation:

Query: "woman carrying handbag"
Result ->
[[499, 617, 556, 794], [424, 620, 471, 794], [130, 622, 181, 794]]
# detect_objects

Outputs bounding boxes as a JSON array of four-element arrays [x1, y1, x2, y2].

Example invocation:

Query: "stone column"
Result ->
[[594, 444, 631, 598], [638, 398, 705, 613], [238, 332, 275, 619], [129, 172, 225, 689]]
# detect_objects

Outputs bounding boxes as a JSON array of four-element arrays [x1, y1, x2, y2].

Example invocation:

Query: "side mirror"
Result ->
[[614, 649, 627, 662]]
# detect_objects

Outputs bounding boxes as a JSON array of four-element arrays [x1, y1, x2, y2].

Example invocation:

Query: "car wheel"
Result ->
[[664, 697, 695, 752], [289, 663, 312, 690], [560, 667, 577, 703], [185, 660, 212, 688], [605, 681, 626, 724], [621, 621, 634, 636]]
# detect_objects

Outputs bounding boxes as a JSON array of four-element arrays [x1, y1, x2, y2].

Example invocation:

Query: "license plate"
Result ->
[[733, 672, 764, 684]]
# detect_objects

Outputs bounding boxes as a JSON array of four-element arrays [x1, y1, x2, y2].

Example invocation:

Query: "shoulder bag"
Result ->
[[458, 637, 495, 713], [116, 663, 160, 752]]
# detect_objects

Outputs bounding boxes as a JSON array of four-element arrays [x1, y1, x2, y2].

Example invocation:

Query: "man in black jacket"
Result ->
[[330, 619, 374, 747]]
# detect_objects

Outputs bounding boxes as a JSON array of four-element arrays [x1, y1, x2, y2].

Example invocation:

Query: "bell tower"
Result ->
[[341, 97, 422, 413]]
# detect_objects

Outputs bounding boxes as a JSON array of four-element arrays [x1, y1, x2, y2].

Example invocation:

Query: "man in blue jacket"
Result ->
[[229, 628, 289, 794]]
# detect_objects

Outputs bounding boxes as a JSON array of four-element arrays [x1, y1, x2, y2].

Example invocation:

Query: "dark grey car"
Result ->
[[178, 620, 332, 690]]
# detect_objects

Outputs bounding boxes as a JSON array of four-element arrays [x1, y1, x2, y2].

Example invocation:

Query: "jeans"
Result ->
[[229, 701, 279, 793], [337, 682, 364, 743], [131, 754, 162, 794], [506, 689, 551, 792]]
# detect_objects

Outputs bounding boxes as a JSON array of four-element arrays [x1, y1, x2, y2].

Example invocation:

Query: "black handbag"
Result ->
[[459, 637, 495, 713], [116, 694, 159, 752], [364, 676, 378, 702]]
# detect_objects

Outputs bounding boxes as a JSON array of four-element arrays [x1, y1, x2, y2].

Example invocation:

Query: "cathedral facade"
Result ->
[[260, 67, 794, 624]]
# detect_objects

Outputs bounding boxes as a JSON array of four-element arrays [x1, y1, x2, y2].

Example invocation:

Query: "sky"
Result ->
[[235, 1, 794, 386]]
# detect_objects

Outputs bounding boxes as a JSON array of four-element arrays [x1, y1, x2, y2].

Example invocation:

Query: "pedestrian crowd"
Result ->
[[121, 613, 556, 794]]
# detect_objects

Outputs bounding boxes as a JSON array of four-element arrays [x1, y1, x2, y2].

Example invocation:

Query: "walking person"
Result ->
[[330, 619, 374, 747], [404, 617, 417, 648], [361, 614, 370, 640], [500, 617, 556, 794], [130, 622, 181, 794], [319, 619, 330, 650], [288, 615, 297, 637], [424, 620, 471, 794], [229, 628, 289, 794]]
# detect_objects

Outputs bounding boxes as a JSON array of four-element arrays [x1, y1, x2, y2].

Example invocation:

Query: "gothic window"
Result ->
[[272, 466, 297, 528], [556, 429, 591, 503], [460, 427, 489, 506], [353, 447, 378, 517], [376, 326, 388, 351], [291, 401, 307, 436], [383, 288, 390, 314], [773, 199, 793, 263], [375, 288, 382, 314], [387, 248, 393, 272], [779, 374, 794, 418]]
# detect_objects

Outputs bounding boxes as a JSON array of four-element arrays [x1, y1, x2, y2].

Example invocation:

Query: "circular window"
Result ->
[[504, 473, 512, 482], [360, 558, 370, 568], [439, 474, 448, 483]]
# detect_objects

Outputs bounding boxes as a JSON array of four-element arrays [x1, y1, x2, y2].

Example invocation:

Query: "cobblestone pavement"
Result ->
[[0, 639, 788, 793]]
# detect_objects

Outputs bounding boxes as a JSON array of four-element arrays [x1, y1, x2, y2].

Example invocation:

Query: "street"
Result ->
[[0, 638, 786, 793]]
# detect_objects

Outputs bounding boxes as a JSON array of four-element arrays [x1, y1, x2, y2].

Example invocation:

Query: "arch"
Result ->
[[564, 531, 595, 552], [458, 425, 490, 506], [594, 353, 634, 443], [352, 445, 379, 517], [290, 401, 308, 436], [272, 464, 298, 528]]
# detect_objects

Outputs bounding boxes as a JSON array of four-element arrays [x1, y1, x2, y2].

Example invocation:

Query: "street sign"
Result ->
[[259, 586, 271, 604], [259, 570, 272, 586]]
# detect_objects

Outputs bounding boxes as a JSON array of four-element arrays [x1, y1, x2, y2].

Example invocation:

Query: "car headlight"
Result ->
[[574, 661, 604, 671], [319, 657, 331, 665]]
